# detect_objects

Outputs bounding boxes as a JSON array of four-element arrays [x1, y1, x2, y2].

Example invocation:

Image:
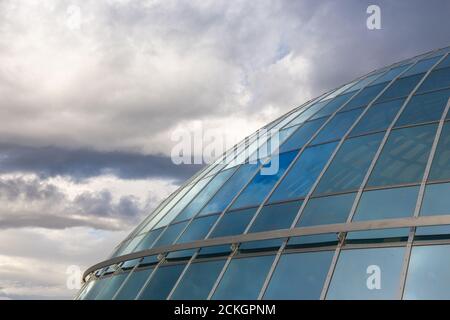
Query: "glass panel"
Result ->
[[417, 67, 450, 93], [170, 260, 226, 300], [435, 55, 450, 69], [415, 225, 450, 239], [95, 273, 129, 300], [377, 74, 424, 102], [310, 93, 353, 119], [209, 208, 257, 238], [420, 182, 450, 216], [176, 215, 219, 244], [279, 118, 326, 153], [326, 247, 405, 300], [402, 56, 442, 77], [429, 123, 450, 181], [395, 89, 450, 126], [211, 255, 275, 300], [370, 65, 410, 85], [350, 98, 404, 136], [263, 251, 334, 300], [173, 169, 235, 222], [165, 249, 197, 261], [230, 151, 297, 209], [239, 239, 285, 252], [315, 132, 384, 195], [80, 279, 108, 300], [249, 201, 303, 232], [346, 228, 409, 244], [297, 193, 356, 227], [199, 164, 259, 215], [152, 221, 188, 248], [287, 233, 339, 248], [404, 244, 450, 299], [311, 108, 363, 145], [286, 100, 329, 127], [348, 72, 384, 92], [353, 186, 419, 221], [269, 142, 338, 202], [138, 264, 186, 300], [341, 83, 387, 111], [155, 176, 213, 229], [133, 228, 164, 252], [114, 268, 154, 300], [367, 124, 437, 187]]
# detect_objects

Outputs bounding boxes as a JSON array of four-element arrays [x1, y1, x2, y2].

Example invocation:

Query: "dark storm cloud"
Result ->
[[0, 144, 203, 182]]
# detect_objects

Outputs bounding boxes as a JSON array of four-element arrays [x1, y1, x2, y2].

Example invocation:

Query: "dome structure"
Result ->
[[78, 46, 450, 300]]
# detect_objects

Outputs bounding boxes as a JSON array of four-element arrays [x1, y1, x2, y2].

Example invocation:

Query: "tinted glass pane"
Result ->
[[429, 123, 450, 181], [297, 193, 355, 227], [138, 264, 185, 300], [231, 151, 297, 209], [404, 245, 450, 299], [310, 93, 353, 119], [350, 98, 404, 136], [341, 83, 387, 111], [368, 124, 437, 187], [173, 169, 235, 222], [395, 89, 450, 126], [211, 255, 275, 300], [346, 228, 409, 243], [95, 273, 129, 300], [315, 133, 384, 195], [353, 186, 419, 221], [286, 101, 329, 127], [279, 118, 326, 153], [249, 201, 302, 232], [326, 247, 405, 299], [176, 215, 219, 244], [152, 221, 188, 248], [287, 233, 338, 248], [371, 65, 410, 85], [239, 239, 285, 252], [171, 260, 226, 300], [417, 67, 450, 93], [421, 182, 450, 216], [311, 108, 363, 145], [269, 142, 337, 202], [210, 208, 257, 238], [402, 56, 441, 77], [115, 268, 153, 300], [133, 228, 164, 252], [263, 251, 333, 300], [81, 279, 108, 300], [199, 164, 259, 215], [377, 74, 423, 102]]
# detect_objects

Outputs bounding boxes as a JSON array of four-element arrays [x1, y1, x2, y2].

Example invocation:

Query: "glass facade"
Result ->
[[79, 47, 450, 300]]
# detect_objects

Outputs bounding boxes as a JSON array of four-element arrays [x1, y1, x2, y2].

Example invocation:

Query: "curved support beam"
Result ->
[[83, 214, 450, 281]]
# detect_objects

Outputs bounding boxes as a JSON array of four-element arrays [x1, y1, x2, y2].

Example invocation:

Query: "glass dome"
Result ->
[[77, 46, 450, 300]]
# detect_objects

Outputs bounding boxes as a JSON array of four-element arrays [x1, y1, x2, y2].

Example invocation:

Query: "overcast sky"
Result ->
[[0, 0, 449, 299]]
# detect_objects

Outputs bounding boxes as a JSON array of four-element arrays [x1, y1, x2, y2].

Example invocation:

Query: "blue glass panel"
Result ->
[[297, 193, 356, 227], [310, 93, 353, 119], [173, 169, 235, 222], [95, 273, 129, 300], [395, 89, 450, 126], [211, 255, 275, 300], [421, 182, 450, 216], [311, 108, 364, 145], [81, 279, 108, 300], [350, 98, 404, 136], [435, 55, 450, 69], [315, 132, 384, 195], [152, 221, 188, 248], [377, 74, 424, 102], [287, 233, 339, 248], [269, 142, 338, 202], [210, 208, 257, 238], [176, 215, 219, 244], [402, 56, 442, 77], [114, 268, 153, 300], [370, 65, 410, 85], [286, 101, 329, 127], [326, 247, 405, 300], [165, 249, 197, 261], [138, 264, 186, 300], [249, 201, 302, 232], [417, 67, 450, 93], [263, 251, 334, 300], [415, 225, 450, 238], [239, 239, 285, 252], [231, 151, 297, 209], [199, 164, 259, 215], [368, 124, 437, 187], [133, 228, 164, 252], [279, 118, 326, 153], [341, 83, 387, 111], [353, 186, 419, 221], [346, 228, 409, 243], [198, 245, 232, 258], [171, 260, 227, 300], [404, 245, 450, 299], [429, 123, 450, 181]]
